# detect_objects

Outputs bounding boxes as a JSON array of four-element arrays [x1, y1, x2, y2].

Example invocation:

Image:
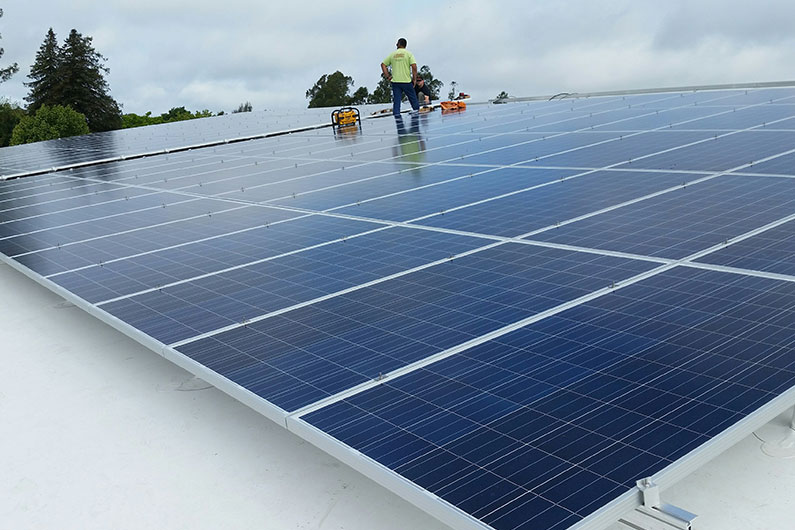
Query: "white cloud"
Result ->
[[1, 0, 793, 114]]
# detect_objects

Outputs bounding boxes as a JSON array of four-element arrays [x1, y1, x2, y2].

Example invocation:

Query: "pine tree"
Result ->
[[25, 29, 122, 132], [57, 29, 121, 132], [0, 8, 19, 83], [24, 29, 60, 110]]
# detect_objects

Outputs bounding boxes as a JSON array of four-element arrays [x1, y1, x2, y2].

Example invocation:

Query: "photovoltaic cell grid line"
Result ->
[[1, 86, 795, 530], [527, 174, 795, 259], [301, 267, 795, 530], [695, 219, 795, 276], [0, 93, 632, 178], [0, 86, 756, 228], [174, 245, 656, 411], [0, 107, 341, 178], [3, 92, 749, 285]]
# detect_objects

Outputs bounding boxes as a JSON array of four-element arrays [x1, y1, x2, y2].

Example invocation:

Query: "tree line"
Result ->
[[0, 13, 512, 148], [306, 66, 447, 108], [0, 17, 251, 147], [304, 69, 509, 109]]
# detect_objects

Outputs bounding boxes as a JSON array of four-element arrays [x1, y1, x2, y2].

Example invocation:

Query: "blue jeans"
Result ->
[[391, 82, 420, 116]]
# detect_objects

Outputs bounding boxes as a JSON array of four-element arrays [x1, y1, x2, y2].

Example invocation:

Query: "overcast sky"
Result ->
[[1, 0, 794, 115]]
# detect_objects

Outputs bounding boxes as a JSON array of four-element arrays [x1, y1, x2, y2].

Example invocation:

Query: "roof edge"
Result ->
[[491, 79, 795, 103]]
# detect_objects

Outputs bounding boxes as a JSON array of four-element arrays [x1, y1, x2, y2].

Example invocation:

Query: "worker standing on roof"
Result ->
[[381, 38, 420, 116]]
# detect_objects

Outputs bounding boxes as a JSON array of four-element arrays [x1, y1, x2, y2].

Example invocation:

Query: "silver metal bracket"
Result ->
[[617, 478, 697, 530], [759, 406, 795, 459]]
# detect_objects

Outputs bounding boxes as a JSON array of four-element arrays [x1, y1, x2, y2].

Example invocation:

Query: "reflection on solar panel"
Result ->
[[2, 84, 795, 530], [0, 106, 341, 178]]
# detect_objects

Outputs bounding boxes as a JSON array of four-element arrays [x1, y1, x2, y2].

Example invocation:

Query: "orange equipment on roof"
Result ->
[[440, 100, 467, 111]]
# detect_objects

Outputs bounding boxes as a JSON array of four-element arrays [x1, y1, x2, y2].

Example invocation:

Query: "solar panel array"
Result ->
[[0, 106, 340, 178], [2, 86, 795, 530]]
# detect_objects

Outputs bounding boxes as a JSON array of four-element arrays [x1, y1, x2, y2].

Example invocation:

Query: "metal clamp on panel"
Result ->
[[617, 478, 697, 530]]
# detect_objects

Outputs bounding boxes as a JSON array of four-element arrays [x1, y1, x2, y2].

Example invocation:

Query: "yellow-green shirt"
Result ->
[[383, 49, 416, 83]]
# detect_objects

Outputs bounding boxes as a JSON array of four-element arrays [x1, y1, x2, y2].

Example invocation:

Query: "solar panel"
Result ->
[[2, 84, 795, 530], [300, 267, 795, 530], [0, 106, 346, 178]]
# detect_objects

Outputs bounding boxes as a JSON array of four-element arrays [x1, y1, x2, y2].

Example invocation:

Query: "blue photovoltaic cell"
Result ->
[[0, 107, 339, 178], [146, 159, 353, 194], [0, 144, 111, 175], [13, 205, 299, 276], [591, 107, 723, 132], [468, 92, 720, 137], [708, 88, 795, 105], [304, 267, 795, 530], [741, 152, 795, 176], [0, 194, 253, 256], [454, 132, 621, 166], [334, 167, 576, 222], [48, 150, 354, 197], [2, 86, 795, 530], [615, 131, 795, 172], [384, 133, 560, 164], [47, 215, 379, 303], [416, 170, 693, 237], [0, 179, 138, 210], [176, 244, 655, 411], [512, 108, 655, 133], [0, 180, 153, 224], [100, 228, 488, 345], [268, 163, 500, 212], [518, 131, 715, 169], [670, 104, 795, 130], [530, 174, 795, 258], [695, 219, 795, 276]]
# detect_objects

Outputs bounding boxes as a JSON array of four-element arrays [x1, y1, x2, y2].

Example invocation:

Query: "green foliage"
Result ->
[[0, 9, 19, 83], [306, 71, 355, 108], [121, 107, 215, 129], [418, 65, 443, 100], [233, 101, 252, 113], [159, 106, 195, 122], [58, 30, 122, 131], [305, 68, 446, 108], [24, 28, 122, 132], [349, 87, 369, 105], [368, 77, 392, 104], [0, 99, 26, 147], [10, 104, 89, 145], [24, 29, 59, 110], [121, 111, 163, 128]]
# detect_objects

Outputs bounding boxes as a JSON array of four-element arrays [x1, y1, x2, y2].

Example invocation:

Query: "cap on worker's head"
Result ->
[[397, 38, 407, 48]]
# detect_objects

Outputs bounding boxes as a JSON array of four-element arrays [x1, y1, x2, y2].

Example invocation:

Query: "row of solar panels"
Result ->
[[1, 85, 795, 530]]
